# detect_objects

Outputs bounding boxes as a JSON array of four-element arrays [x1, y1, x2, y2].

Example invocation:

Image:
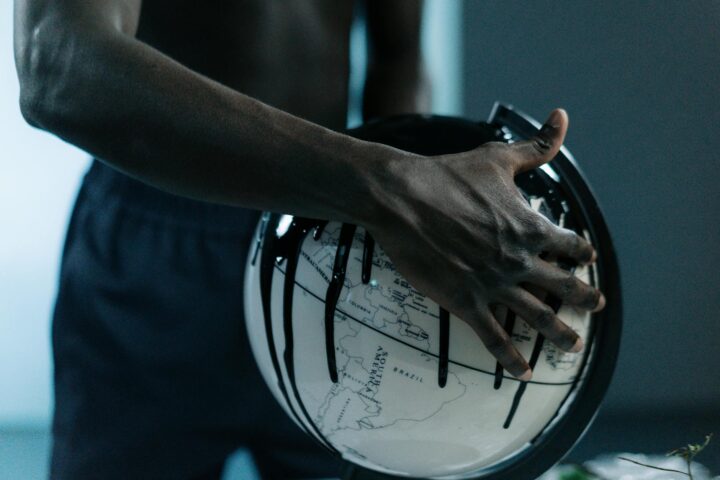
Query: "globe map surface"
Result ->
[[243, 107, 621, 479]]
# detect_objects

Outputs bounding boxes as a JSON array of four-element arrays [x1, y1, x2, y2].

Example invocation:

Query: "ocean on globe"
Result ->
[[242, 105, 621, 480]]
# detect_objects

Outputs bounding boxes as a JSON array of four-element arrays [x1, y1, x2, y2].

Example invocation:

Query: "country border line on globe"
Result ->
[[274, 264, 578, 387]]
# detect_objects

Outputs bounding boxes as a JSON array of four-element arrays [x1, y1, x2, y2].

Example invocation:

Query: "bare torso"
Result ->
[[137, 0, 356, 130]]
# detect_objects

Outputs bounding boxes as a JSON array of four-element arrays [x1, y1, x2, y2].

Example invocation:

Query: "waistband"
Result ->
[[81, 160, 263, 235]]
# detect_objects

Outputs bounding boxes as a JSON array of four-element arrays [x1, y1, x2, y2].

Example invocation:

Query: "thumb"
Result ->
[[511, 108, 568, 173]]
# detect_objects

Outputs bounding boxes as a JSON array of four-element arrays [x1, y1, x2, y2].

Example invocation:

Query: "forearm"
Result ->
[[18, 24, 393, 225]]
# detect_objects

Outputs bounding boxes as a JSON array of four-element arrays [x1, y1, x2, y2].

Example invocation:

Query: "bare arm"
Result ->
[[14, 0, 387, 225], [14, 0, 604, 380]]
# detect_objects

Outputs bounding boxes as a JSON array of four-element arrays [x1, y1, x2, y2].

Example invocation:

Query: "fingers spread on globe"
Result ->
[[366, 108, 605, 381]]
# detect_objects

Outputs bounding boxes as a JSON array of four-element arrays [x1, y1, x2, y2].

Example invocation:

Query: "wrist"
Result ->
[[344, 139, 419, 232]]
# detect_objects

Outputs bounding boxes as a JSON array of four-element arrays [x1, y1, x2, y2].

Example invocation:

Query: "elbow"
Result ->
[[18, 82, 46, 130], [15, 18, 81, 131], [16, 48, 47, 129]]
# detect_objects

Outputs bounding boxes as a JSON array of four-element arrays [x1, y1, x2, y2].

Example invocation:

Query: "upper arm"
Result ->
[[13, 0, 142, 123], [365, 0, 424, 67]]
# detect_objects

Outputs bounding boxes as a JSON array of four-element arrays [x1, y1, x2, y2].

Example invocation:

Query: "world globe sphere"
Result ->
[[243, 104, 622, 479]]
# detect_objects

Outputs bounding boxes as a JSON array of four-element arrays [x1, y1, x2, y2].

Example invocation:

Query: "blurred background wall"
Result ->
[[0, 1, 89, 476], [461, 0, 720, 469], [0, 3, 89, 428], [462, 0, 720, 413]]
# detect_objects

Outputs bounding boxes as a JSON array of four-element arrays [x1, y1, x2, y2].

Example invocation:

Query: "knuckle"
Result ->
[[483, 332, 511, 355], [534, 306, 556, 329], [581, 243, 596, 263], [572, 234, 593, 260], [531, 135, 552, 155], [556, 228, 579, 251], [525, 216, 552, 246], [584, 288, 601, 309], [572, 233, 585, 252], [560, 331, 579, 350], [507, 360, 529, 376], [559, 274, 579, 299], [501, 251, 534, 276], [561, 230, 579, 253], [519, 253, 535, 274], [534, 215, 553, 234]]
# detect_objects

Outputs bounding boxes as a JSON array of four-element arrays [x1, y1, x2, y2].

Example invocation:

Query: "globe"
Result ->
[[243, 104, 622, 479]]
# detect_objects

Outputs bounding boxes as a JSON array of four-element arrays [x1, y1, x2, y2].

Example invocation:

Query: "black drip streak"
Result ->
[[258, 215, 318, 446], [259, 216, 337, 454], [281, 219, 337, 453], [312, 221, 450, 388], [258, 218, 455, 453], [261, 215, 582, 437], [361, 230, 375, 284], [362, 230, 450, 388], [360, 227, 450, 389], [324, 223, 357, 383], [494, 312, 517, 390], [502, 288, 570, 429], [313, 220, 328, 241], [438, 308, 450, 387], [528, 263, 596, 445]]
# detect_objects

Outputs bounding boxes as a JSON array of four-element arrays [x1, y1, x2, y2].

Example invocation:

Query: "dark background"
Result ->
[[461, 0, 720, 469]]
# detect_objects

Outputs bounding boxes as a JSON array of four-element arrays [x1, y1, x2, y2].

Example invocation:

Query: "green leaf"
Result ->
[[558, 464, 601, 480]]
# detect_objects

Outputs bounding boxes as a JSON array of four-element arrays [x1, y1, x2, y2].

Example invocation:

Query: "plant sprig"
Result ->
[[619, 433, 713, 480]]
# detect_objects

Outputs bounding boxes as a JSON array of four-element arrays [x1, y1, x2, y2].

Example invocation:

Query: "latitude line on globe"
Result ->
[[273, 264, 575, 387]]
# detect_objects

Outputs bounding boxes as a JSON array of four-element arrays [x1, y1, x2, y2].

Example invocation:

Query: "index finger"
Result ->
[[465, 307, 533, 381]]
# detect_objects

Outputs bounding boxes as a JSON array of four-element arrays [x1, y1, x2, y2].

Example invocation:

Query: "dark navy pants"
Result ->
[[50, 160, 343, 479]]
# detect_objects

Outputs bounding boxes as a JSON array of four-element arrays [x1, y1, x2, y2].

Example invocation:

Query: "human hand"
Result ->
[[366, 109, 605, 380]]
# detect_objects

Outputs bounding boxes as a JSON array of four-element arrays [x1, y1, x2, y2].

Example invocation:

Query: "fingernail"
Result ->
[[518, 369, 533, 382], [593, 293, 606, 312], [542, 110, 563, 130], [570, 337, 584, 353], [587, 250, 598, 265], [579, 249, 596, 266]]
